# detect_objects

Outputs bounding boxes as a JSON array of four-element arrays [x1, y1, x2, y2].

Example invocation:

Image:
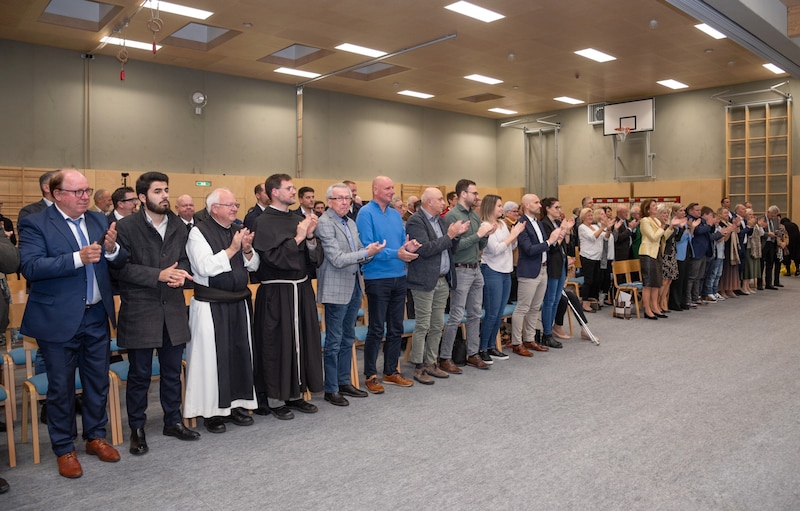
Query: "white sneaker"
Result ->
[[714, 293, 726, 301], [704, 295, 717, 302]]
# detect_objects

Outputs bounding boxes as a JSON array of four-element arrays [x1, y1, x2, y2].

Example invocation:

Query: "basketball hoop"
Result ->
[[615, 127, 631, 142], [614, 127, 631, 142]]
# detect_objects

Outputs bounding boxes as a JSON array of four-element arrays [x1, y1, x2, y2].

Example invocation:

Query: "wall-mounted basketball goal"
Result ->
[[604, 98, 655, 181]]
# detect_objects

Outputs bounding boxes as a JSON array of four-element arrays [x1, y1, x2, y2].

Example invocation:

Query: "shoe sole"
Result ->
[[324, 397, 349, 406], [365, 384, 385, 394], [414, 377, 435, 385], [383, 380, 413, 387]]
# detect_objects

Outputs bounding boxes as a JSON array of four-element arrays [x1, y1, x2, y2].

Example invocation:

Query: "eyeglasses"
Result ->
[[328, 197, 352, 202], [280, 186, 297, 192], [214, 202, 240, 209], [58, 188, 94, 198], [119, 198, 140, 204]]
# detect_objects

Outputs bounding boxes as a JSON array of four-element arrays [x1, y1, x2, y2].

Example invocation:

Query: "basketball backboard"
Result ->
[[603, 98, 655, 136]]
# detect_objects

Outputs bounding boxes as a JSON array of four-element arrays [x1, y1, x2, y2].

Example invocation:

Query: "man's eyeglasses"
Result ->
[[119, 198, 140, 204], [328, 197, 352, 202], [58, 188, 94, 198], [215, 202, 240, 209]]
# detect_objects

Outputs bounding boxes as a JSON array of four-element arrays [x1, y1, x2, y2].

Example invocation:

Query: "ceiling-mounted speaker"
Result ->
[[587, 102, 607, 125]]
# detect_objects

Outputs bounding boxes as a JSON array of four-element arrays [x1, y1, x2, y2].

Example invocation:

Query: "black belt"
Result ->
[[455, 263, 478, 269], [85, 302, 101, 310]]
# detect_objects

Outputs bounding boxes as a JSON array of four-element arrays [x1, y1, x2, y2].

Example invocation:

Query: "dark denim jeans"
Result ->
[[322, 282, 362, 393], [479, 264, 510, 352], [542, 265, 566, 335], [364, 276, 406, 377]]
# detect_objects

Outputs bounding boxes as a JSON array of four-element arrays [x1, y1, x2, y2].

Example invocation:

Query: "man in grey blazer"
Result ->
[[316, 183, 385, 406], [405, 188, 469, 383]]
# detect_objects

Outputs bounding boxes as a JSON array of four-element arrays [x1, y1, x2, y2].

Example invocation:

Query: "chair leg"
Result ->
[[350, 342, 360, 390], [108, 372, 122, 446], [403, 336, 412, 362], [3, 393, 15, 468], [21, 384, 29, 444], [1, 358, 16, 422], [23, 383, 41, 464]]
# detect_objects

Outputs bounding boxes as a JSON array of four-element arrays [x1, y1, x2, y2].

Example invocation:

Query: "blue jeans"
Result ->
[[323, 282, 362, 393], [541, 265, 566, 335], [703, 257, 724, 296], [479, 265, 510, 352], [364, 276, 406, 377]]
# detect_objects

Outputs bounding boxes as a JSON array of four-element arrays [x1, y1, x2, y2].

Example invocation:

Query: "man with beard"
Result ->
[[251, 174, 323, 419], [184, 188, 259, 432], [113, 172, 201, 455]]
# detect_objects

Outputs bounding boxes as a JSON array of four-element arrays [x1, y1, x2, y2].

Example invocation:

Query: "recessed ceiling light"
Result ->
[[763, 63, 785, 74], [465, 74, 503, 85], [274, 67, 321, 79], [335, 43, 387, 58], [574, 48, 616, 63], [657, 79, 689, 89], [444, 1, 505, 23], [140, 1, 213, 20], [554, 96, 584, 105], [694, 23, 726, 39], [489, 108, 517, 115], [101, 36, 162, 52], [398, 90, 434, 99]]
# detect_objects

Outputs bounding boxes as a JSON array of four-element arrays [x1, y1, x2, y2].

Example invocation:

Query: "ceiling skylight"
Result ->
[[465, 74, 503, 85], [657, 79, 689, 89], [335, 43, 387, 58], [554, 96, 584, 105], [763, 63, 785, 74], [101, 36, 161, 51], [398, 90, 434, 99], [574, 48, 616, 63], [444, 1, 504, 23], [694, 23, 726, 39], [140, 1, 213, 20], [489, 108, 517, 114], [274, 67, 321, 79]]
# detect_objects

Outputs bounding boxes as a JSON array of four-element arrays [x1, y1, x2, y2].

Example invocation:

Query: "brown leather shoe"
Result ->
[[57, 451, 83, 478], [523, 341, 549, 352], [512, 344, 533, 357], [86, 438, 121, 462], [425, 363, 449, 379], [413, 367, 434, 385], [438, 359, 462, 374], [364, 375, 385, 394], [465, 354, 489, 369], [383, 373, 414, 387]]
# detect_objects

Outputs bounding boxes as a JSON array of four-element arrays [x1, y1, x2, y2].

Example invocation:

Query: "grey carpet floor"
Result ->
[[3, 279, 800, 511]]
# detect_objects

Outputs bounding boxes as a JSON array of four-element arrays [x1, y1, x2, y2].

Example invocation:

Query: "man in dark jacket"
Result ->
[[113, 171, 200, 456], [405, 188, 467, 384]]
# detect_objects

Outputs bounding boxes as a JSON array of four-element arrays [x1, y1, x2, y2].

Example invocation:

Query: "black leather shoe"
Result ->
[[129, 428, 149, 455], [163, 422, 201, 440], [224, 408, 254, 426], [756, 286, 764, 291], [204, 417, 226, 434], [339, 384, 368, 398], [253, 405, 271, 416], [775, 283, 784, 287], [655, 313, 668, 319], [269, 406, 295, 420], [765, 286, 778, 290], [285, 399, 318, 414], [542, 334, 562, 349], [324, 392, 349, 406]]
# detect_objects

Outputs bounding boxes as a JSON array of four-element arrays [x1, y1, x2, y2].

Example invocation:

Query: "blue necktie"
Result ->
[[68, 217, 95, 304]]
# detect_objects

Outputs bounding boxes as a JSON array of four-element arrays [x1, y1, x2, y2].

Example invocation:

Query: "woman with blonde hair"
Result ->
[[657, 203, 682, 312], [742, 210, 764, 294], [578, 207, 614, 312], [639, 199, 676, 319]]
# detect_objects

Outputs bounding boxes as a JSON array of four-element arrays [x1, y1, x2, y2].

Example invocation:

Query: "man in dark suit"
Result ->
[[113, 171, 200, 456], [107, 186, 138, 224], [243, 183, 270, 231], [19, 169, 127, 478], [18, 170, 57, 229], [294, 186, 316, 218], [406, 188, 467, 384], [613, 204, 632, 261], [343, 180, 361, 220], [512, 194, 562, 355]]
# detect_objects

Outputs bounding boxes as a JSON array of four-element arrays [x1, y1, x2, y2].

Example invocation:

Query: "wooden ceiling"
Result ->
[[0, 0, 789, 118]]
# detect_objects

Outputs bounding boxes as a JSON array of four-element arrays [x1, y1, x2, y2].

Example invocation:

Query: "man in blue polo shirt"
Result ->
[[356, 176, 420, 394]]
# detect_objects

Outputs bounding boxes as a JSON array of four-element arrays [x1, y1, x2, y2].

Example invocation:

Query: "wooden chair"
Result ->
[[611, 259, 643, 318], [0, 383, 15, 468], [565, 246, 583, 296]]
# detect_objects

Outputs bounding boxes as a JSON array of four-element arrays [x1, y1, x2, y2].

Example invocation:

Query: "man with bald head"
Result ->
[[175, 194, 196, 230], [356, 176, 420, 393], [406, 188, 468, 383]]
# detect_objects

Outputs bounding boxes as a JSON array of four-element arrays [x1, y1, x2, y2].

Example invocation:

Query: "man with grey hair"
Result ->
[[184, 188, 259, 433], [403, 195, 419, 222], [406, 187, 468, 383], [763, 205, 784, 289], [175, 195, 196, 229], [316, 183, 384, 405], [92, 189, 112, 213]]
